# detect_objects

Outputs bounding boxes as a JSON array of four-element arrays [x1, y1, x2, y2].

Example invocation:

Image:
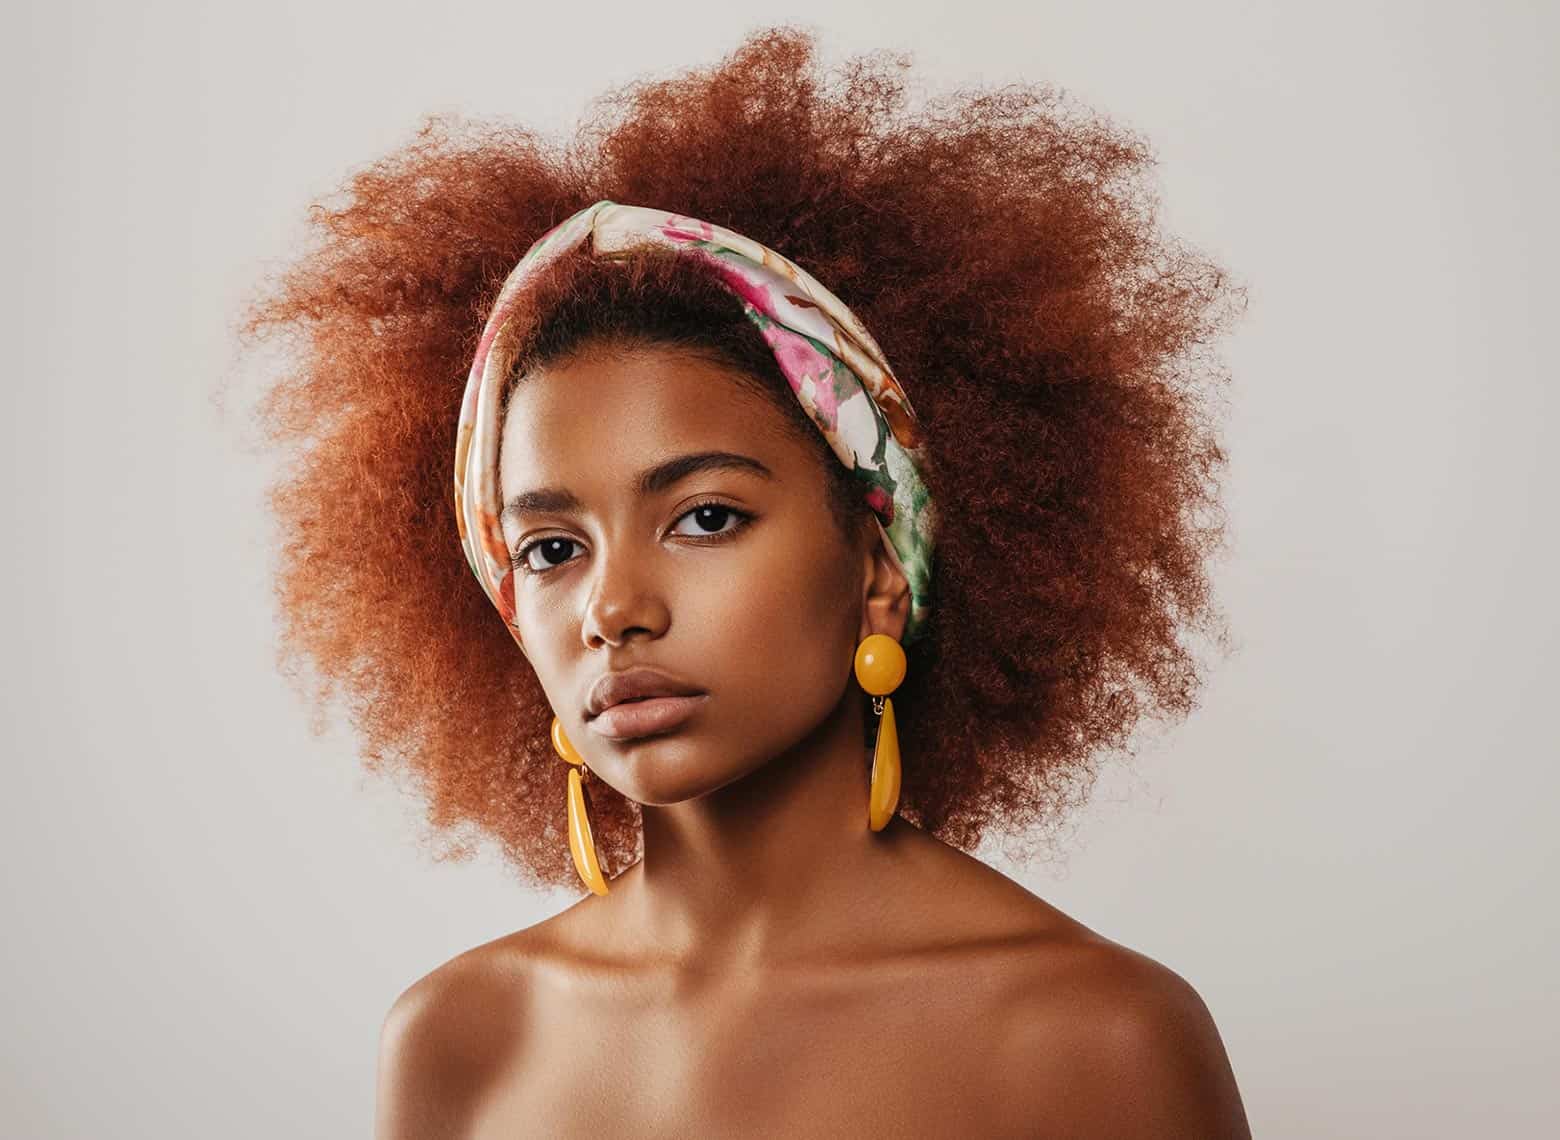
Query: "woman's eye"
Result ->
[[671, 503, 746, 537], [513, 505, 748, 574], [516, 536, 580, 573]]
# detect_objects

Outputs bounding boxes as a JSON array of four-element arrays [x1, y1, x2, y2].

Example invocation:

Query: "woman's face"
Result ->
[[498, 342, 876, 805]]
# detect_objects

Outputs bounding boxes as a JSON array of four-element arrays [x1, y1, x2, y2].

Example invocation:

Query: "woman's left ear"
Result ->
[[859, 524, 911, 643]]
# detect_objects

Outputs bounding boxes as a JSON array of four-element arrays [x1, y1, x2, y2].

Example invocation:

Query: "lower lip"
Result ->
[[588, 694, 709, 740]]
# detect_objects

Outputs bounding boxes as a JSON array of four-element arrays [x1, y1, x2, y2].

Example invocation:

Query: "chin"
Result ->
[[600, 735, 744, 806]]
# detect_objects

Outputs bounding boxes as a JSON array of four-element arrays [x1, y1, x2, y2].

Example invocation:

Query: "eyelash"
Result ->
[[509, 500, 754, 576]]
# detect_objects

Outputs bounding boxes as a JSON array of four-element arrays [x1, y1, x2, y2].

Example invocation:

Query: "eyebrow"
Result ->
[[500, 450, 776, 525]]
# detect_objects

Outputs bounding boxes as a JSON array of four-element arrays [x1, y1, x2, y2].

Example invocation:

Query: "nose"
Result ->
[[580, 541, 671, 650]]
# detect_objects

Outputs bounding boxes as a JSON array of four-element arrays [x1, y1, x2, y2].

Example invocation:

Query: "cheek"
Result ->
[[679, 524, 860, 720], [510, 588, 586, 701]]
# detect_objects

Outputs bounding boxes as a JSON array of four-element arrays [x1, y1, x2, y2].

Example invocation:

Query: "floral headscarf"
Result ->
[[453, 200, 937, 650]]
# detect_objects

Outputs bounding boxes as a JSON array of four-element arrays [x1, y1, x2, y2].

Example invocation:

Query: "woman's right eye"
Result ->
[[513, 536, 580, 574]]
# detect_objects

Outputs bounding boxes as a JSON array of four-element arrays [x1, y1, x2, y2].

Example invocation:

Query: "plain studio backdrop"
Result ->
[[7, 2, 1555, 1136]]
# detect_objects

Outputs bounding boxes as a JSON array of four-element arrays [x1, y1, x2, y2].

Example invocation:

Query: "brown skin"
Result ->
[[374, 345, 1250, 1138]]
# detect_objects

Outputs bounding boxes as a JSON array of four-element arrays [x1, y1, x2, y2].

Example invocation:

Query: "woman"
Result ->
[[242, 27, 1250, 1137]]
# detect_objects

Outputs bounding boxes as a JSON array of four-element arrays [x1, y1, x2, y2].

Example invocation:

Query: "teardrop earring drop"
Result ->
[[551, 716, 610, 895], [853, 633, 907, 831]]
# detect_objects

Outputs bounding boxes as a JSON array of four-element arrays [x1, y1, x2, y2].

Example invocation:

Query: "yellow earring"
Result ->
[[853, 633, 906, 831], [551, 716, 610, 896]]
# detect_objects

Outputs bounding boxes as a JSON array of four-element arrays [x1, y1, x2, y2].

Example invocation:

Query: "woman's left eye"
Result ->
[[670, 502, 750, 538]]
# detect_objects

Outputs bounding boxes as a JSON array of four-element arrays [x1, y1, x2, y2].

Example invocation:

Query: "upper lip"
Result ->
[[585, 667, 705, 718]]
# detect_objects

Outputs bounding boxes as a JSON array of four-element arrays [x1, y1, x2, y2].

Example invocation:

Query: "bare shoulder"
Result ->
[[996, 933, 1252, 1139], [374, 925, 552, 1140], [896, 835, 1249, 1136]]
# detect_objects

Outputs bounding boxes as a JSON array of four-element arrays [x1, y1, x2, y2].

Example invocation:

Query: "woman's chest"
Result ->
[[466, 966, 1048, 1138]]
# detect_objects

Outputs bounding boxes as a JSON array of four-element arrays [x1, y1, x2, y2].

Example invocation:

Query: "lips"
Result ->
[[585, 666, 706, 720], [588, 694, 708, 741]]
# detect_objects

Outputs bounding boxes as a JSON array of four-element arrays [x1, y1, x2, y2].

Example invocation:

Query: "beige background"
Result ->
[[7, 2, 1556, 1135]]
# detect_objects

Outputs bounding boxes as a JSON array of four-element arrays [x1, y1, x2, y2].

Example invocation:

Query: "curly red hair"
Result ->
[[235, 27, 1243, 891]]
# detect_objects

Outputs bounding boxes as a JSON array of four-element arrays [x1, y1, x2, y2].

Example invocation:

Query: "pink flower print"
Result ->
[[660, 218, 716, 244], [864, 485, 895, 523], [765, 327, 839, 421], [699, 258, 780, 318]]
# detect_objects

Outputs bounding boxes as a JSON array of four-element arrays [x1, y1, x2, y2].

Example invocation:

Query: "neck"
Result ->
[[612, 693, 907, 973]]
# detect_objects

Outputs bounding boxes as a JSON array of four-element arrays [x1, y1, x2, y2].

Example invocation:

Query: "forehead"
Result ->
[[498, 345, 804, 494]]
